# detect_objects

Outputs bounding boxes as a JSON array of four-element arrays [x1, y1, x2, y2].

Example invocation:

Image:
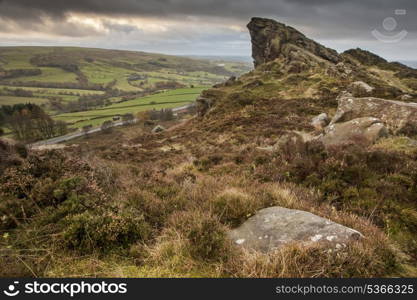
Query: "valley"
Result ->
[[1, 17, 417, 279], [0, 46, 251, 139]]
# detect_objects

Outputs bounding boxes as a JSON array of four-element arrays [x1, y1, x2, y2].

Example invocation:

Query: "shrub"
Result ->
[[193, 155, 223, 171], [14, 143, 28, 158], [211, 188, 259, 227], [63, 211, 151, 254], [101, 120, 113, 133], [228, 92, 254, 106], [167, 211, 231, 261], [52, 176, 88, 202], [398, 122, 417, 137], [125, 189, 185, 228]]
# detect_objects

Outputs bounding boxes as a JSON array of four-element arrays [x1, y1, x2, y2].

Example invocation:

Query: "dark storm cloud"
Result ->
[[0, 0, 415, 22], [0, 0, 415, 61], [0, 0, 416, 40]]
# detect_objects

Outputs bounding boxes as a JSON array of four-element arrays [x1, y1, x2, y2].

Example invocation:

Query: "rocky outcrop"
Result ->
[[321, 117, 388, 147], [256, 131, 313, 152], [228, 206, 362, 253], [247, 17, 340, 68], [326, 62, 353, 79], [311, 113, 329, 131], [348, 81, 374, 97], [245, 17, 417, 99], [331, 95, 417, 134]]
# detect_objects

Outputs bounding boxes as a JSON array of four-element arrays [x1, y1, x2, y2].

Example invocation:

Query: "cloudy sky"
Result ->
[[0, 0, 415, 64]]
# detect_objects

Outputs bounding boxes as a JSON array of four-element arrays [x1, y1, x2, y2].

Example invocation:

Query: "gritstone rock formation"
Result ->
[[331, 95, 417, 135], [229, 206, 362, 253], [247, 17, 341, 68]]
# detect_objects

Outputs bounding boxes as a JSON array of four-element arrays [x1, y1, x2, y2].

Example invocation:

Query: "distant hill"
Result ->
[[0, 47, 252, 130], [400, 61, 417, 68], [185, 55, 253, 63], [0, 46, 251, 92]]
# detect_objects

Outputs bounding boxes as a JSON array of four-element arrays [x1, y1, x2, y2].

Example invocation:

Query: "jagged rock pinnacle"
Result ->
[[247, 17, 340, 67]]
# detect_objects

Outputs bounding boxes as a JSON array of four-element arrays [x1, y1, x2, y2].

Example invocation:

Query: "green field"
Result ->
[[0, 46, 251, 136], [53, 87, 205, 128], [0, 95, 49, 106], [0, 46, 250, 91], [0, 85, 105, 95], [0, 46, 250, 108], [0, 85, 105, 113]]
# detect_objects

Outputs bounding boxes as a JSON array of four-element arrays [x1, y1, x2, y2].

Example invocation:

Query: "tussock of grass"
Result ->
[[224, 239, 399, 278], [373, 136, 417, 153]]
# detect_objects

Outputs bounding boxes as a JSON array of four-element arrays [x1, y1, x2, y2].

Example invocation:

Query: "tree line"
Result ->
[[0, 104, 68, 142]]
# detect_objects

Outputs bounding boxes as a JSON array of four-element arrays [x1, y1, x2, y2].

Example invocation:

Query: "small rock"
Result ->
[[257, 131, 313, 153], [228, 206, 362, 253], [348, 81, 374, 97], [336, 91, 353, 101], [336, 62, 352, 75], [311, 113, 329, 131], [152, 125, 166, 133], [400, 94, 413, 101], [274, 132, 305, 151]]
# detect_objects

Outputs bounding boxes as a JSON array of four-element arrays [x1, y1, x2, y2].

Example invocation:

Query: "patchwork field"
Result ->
[[0, 46, 251, 137], [0, 46, 250, 91], [0, 95, 49, 106], [53, 87, 205, 128]]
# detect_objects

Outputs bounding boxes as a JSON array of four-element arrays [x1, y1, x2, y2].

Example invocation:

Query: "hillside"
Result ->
[[0, 47, 251, 135], [1, 18, 417, 278], [0, 46, 251, 91]]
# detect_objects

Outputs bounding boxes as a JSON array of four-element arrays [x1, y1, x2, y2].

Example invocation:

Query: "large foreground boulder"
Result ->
[[332, 95, 417, 134], [321, 117, 388, 147], [229, 207, 362, 253]]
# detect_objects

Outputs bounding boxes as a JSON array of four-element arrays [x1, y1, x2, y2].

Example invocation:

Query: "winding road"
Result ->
[[29, 104, 194, 149]]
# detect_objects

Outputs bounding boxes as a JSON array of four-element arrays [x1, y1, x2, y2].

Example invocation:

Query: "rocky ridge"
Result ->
[[207, 17, 417, 252], [247, 17, 340, 67]]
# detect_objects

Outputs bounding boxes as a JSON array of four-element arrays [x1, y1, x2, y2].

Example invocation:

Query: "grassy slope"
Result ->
[[48, 53, 416, 277], [2, 46, 416, 278]]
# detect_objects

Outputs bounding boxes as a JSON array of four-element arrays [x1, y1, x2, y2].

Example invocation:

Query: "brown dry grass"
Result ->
[[2, 60, 416, 278]]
